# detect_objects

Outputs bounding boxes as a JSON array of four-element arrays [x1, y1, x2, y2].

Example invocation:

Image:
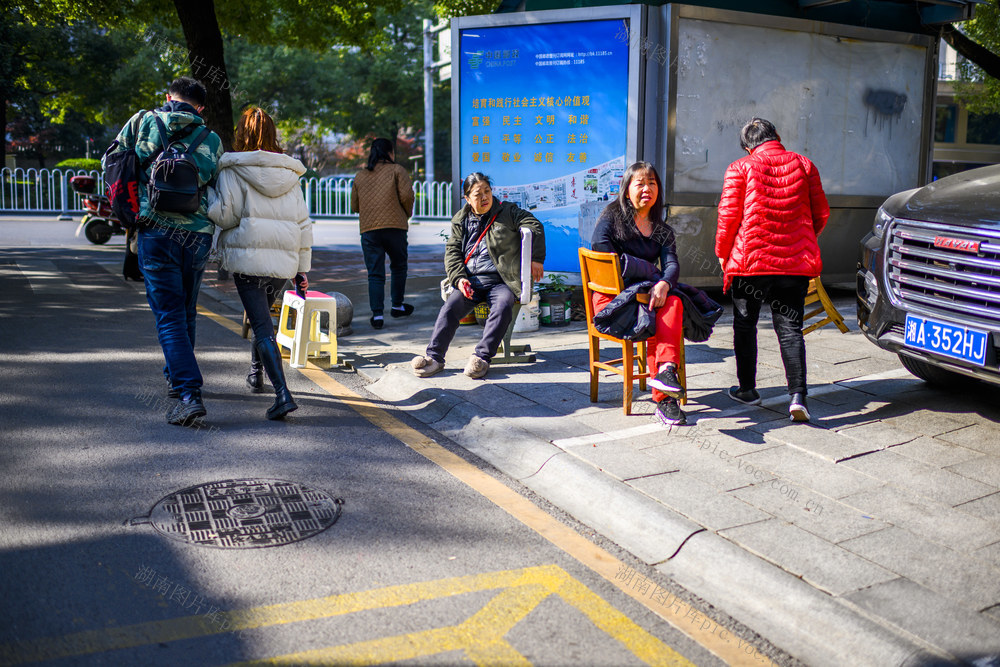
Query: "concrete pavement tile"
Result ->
[[627, 471, 772, 531], [809, 386, 872, 407], [730, 484, 889, 544], [537, 348, 590, 371], [845, 578, 1000, 656], [576, 405, 658, 435], [841, 450, 996, 506], [757, 422, 889, 463], [833, 421, 921, 449], [806, 357, 901, 385], [974, 542, 1000, 571], [947, 457, 1000, 488], [840, 376, 930, 398], [838, 484, 1000, 551], [719, 519, 897, 596], [657, 532, 921, 667], [832, 367, 921, 391], [686, 414, 786, 445], [504, 411, 601, 443], [840, 526, 1000, 611], [737, 445, 882, 499], [937, 424, 1000, 456], [457, 383, 539, 416], [564, 440, 678, 481], [892, 436, 985, 468], [492, 381, 604, 416], [881, 409, 976, 438], [954, 492, 1000, 522], [806, 341, 870, 364], [679, 344, 729, 364], [985, 604, 1000, 623], [427, 402, 565, 480], [528, 453, 701, 564], [641, 434, 783, 492]]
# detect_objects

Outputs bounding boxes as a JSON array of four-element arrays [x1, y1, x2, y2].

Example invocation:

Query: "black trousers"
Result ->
[[234, 274, 288, 346], [361, 228, 408, 316], [731, 275, 809, 396]]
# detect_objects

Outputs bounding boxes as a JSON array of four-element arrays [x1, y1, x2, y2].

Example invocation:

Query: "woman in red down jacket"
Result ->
[[715, 117, 829, 423]]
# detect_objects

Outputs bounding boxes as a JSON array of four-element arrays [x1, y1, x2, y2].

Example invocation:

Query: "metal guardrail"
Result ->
[[0, 168, 454, 221], [0, 168, 103, 218]]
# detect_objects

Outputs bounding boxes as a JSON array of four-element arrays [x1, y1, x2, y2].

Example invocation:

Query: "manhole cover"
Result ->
[[137, 479, 343, 549]]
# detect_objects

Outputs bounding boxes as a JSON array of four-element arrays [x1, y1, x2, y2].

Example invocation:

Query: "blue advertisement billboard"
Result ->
[[457, 19, 630, 273]]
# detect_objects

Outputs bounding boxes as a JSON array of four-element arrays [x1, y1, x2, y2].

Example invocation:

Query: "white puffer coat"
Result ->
[[208, 151, 313, 278]]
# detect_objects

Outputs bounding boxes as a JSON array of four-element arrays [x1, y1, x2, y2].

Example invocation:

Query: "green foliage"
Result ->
[[954, 2, 1000, 114], [8, 0, 455, 173], [55, 158, 102, 170], [539, 273, 573, 293], [433, 0, 502, 19]]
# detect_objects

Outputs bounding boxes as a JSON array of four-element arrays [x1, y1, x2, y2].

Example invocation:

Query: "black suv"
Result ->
[[857, 164, 1000, 386]]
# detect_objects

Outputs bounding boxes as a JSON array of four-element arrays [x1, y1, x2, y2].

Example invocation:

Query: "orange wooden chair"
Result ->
[[803, 277, 849, 335], [579, 248, 686, 415]]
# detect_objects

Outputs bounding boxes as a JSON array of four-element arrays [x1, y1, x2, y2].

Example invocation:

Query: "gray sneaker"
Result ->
[[412, 355, 444, 378], [464, 355, 490, 379]]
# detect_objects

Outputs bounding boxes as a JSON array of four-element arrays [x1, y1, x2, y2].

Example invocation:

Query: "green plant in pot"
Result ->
[[538, 274, 573, 327]]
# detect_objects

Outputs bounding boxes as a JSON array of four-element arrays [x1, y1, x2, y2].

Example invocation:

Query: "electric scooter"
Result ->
[[71, 175, 127, 244]]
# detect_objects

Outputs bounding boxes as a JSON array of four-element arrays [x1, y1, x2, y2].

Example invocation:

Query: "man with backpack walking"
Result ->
[[103, 77, 224, 426]]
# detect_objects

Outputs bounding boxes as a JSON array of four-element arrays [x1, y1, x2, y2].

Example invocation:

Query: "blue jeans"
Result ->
[[137, 224, 213, 397], [361, 228, 408, 316], [426, 273, 516, 364]]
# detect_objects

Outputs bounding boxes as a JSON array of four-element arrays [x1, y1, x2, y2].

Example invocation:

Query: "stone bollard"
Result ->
[[326, 291, 354, 337]]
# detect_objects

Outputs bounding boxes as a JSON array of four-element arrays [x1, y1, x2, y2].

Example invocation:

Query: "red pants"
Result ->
[[592, 292, 683, 402]]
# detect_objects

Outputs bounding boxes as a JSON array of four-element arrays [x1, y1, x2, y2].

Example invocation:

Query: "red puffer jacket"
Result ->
[[715, 140, 829, 292]]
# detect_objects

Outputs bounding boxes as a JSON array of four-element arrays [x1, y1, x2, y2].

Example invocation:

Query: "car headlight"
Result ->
[[873, 207, 893, 239]]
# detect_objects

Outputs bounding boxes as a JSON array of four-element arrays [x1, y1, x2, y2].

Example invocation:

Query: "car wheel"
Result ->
[[897, 353, 967, 387], [84, 221, 113, 245]]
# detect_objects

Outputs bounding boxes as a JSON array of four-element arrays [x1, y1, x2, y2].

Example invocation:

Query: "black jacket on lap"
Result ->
[[592, 280, 657, 341]]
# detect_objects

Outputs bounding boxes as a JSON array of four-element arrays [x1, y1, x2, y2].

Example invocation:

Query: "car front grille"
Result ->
[[886, 218, 1000, 331]]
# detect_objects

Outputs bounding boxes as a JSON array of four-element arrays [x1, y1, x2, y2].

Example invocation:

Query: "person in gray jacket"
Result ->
[[412, 173, 544, 380]]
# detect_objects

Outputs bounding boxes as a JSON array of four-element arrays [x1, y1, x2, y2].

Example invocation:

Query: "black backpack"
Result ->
[[102, 110, 152, 229], [147, 115, 211, 215]]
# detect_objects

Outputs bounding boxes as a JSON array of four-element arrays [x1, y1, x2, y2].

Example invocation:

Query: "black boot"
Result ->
[[255, 336, 298, 420], [246, 346, 264, 392]]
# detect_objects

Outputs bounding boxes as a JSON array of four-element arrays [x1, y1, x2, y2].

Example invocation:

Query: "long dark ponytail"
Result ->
[[366, 137, 395, 171]]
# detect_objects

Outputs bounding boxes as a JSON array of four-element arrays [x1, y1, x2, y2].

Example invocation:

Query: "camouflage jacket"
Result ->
[[104, 102, 224, 234]]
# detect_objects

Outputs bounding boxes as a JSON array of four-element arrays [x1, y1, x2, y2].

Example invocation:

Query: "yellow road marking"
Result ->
[[1, 566, 681, 666], [0, 307, 759, 665], [202, 304, 764, 665], [295, 361, 758, 665], [198, 305, 244, 336]]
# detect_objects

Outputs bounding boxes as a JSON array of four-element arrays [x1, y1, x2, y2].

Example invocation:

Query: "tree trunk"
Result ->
[[172, 0, 234, 151], [940, 21, 1000, 82]]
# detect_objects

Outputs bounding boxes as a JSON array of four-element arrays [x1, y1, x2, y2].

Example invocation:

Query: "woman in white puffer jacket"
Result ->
[[208, 107, 313, 420]]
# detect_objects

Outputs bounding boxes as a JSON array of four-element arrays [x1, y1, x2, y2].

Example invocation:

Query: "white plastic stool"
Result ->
[[275, 290, 338, 368]]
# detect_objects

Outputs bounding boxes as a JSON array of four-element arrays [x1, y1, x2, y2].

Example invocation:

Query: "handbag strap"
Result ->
[[464, 210, 500, 265]]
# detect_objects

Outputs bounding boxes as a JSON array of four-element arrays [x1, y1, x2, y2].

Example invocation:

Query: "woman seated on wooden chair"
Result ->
[[591, 161, 686, 425], [411, 172, 545, 380]]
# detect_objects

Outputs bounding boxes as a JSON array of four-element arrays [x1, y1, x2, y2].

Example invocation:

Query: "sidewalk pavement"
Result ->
[[198, 258, 1000, 667]]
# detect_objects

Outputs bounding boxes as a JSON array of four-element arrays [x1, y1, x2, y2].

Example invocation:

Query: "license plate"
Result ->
[[904, 314, 989, 366]]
